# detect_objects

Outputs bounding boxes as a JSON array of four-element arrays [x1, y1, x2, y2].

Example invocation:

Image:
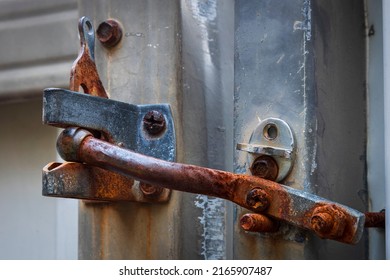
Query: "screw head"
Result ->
[[246, 188, 270, 211], [97, 19, 123, 48], [143, 110, 166, 135], [250, 155, 279, 181]]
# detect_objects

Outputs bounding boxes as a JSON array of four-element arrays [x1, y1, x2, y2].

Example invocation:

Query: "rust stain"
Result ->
[[90, 167, 135, 200], [146, 208, 152, 259]]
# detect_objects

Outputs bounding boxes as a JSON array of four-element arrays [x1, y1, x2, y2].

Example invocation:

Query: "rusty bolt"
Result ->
[[97, 19, 123, 48], [250, 155, 279, 181], [143, 110, 166, 135], [310, 205, 347, 239], [246, 188, 270, 211], [140, 183, 164, 198], [240, 213, 279, 233]]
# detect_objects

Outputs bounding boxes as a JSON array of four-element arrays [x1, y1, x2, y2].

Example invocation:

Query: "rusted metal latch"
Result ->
[[42, 17, 384, 245], [43, 17, 175, 202]]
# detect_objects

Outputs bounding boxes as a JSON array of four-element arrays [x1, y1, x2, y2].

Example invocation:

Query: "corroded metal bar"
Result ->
[[364, 211, 385, 228], [42, 161, 170, 202], [57, 127, 366, 244]]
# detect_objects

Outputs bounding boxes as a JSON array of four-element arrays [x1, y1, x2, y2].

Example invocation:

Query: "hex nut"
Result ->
[[310, 205, 347, 239]]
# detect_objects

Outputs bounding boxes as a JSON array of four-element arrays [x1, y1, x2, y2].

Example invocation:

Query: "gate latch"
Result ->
[[43, 17, 175, 202], [42, 17, 384, 245]]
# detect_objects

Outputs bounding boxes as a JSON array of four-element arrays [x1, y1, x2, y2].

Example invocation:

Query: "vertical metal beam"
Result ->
[[180, 0, 234, 260], [382, 0, 390, 260], [310, 0, 367, 259], [365, 0, 386, 260], [77, 0, 234, 259], [77, 0, 183, 259], [234, 0, 368, 259]]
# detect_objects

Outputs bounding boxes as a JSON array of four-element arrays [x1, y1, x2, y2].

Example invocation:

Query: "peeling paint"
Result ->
[[294, 0, 312, 41], [195, 195, 226, 260], [300, 0, 317, 182]]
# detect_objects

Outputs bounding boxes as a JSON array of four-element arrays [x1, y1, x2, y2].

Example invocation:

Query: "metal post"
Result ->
[[382, 0, 390, 260]]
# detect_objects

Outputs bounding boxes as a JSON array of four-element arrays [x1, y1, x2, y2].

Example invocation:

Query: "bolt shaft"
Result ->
[[240, 213, 279, 232]]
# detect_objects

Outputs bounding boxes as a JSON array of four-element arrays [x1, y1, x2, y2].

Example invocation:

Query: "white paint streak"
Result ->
[[310, 119, 318, 175], [300, 0, 317, 178], [194, 195, 225, 260], [276, 53, 285, 64]]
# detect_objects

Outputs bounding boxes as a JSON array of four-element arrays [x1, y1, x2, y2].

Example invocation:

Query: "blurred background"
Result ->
[[0, 0, 78, 259]]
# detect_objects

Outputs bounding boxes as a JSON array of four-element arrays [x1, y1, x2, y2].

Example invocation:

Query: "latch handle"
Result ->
[[56, 127, 371, 244], [70, 16, 108, 98]]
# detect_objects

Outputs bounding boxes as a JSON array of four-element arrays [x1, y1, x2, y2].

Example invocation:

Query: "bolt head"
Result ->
[[140, 183, 164, 198], [250, 155, 279, 181], [97, 19, 122, 48], [143, 110, 166, 135], [246, 188, 270, 211]]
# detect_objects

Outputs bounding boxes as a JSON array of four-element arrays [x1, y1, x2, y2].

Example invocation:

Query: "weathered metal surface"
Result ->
[[366, 0, 386, 259], [235, 0, 368, 259], [75, 0, 234, 261], [179, 0, 234, 260], [69, 0, 373, 259], [56, 127, 367, 244], [77, 0, 183, 259], [237, 117, 295, 182], [43, 16, 175, 205], [43, 89, 175, 202], [43, 162, 170, 202], [70, 17, 108, 98], [43, 89, 175, 159]]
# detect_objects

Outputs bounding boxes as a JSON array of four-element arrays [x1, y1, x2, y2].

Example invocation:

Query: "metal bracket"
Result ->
[[42, 89, 176, 202], [237, 117, 295, 182], [42, 16, 175, 203]]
